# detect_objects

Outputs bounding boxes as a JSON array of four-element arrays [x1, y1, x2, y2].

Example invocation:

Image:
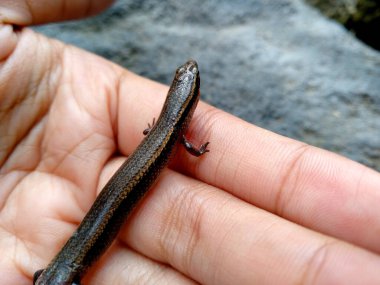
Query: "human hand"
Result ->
[[1, 1, 380, 284]]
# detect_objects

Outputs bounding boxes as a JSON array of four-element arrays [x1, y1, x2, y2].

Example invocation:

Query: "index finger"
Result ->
[[119, 72, 380, 254], [190, 108, 380, 253]]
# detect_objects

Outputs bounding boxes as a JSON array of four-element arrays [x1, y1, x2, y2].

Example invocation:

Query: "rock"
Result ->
[[34, 0, 380, 171]]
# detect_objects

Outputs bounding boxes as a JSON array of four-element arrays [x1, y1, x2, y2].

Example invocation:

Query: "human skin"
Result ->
[[1, 1, 380, 284]]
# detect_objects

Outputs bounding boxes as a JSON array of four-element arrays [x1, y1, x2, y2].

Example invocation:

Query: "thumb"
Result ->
[[0, 0, 114, 26]]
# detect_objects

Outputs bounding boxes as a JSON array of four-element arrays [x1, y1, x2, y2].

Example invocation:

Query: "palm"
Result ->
[[0, 27, 128, 283]]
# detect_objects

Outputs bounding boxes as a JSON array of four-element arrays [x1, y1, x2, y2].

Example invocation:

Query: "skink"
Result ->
[[34, 60, 209, 285]]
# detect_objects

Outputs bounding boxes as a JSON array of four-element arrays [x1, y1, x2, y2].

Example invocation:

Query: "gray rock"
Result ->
[[34, 0, 380, 171]]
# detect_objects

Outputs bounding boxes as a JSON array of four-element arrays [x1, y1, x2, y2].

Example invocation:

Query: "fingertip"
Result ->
[[0, 24, 18, 61]]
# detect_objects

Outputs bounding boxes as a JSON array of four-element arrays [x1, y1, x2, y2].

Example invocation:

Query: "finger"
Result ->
[[114, 168, 380, 285], [0, 0, 114, 26], [195, 110, 380, 254], [117, 71, 380, 254], [83, 243, 198, 285]]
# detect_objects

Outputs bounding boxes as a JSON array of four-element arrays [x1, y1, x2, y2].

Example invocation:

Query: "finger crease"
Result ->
[[273, 143, 311, 217], [159, 182, 208, 276], [301, 240, 336, 285]]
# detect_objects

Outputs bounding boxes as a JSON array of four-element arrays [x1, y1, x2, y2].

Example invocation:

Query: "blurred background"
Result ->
[[34, 0, 380, 171]]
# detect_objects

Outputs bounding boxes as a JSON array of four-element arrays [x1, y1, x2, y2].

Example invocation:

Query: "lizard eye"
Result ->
[[188, 64, 198, 74], [176, 66, 186, 75]]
